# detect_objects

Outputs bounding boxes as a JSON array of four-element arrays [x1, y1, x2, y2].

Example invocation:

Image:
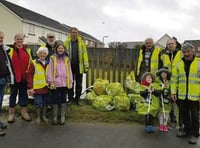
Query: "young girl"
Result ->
[[27, 47, 49, 125], [139, 72, 161, 133], [47, 43, 73, 125], [156, 67, 172, 132]]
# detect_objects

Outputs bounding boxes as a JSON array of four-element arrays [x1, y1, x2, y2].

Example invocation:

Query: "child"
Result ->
[[139, 72, 161, 133], [156, 67, 172, 132], [0, 31, 14, 135], [47, 43, 73, 125], [27, 47, 49, 125]]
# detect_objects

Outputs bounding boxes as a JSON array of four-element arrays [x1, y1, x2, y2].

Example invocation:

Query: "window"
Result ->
[[28, 24, 35, 35]]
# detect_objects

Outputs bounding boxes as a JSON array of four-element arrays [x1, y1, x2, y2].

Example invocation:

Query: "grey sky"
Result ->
[[6, 0, 200, 44]]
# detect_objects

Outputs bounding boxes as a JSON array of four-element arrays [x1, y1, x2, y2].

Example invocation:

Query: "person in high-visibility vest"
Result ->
[[27, 47, 49, 125], [8, 33, 32, 123], [161, 38, 182, 129], [64, 27, 89, 106], [171, 43, 199, 144], [136, 38, 162, 82]]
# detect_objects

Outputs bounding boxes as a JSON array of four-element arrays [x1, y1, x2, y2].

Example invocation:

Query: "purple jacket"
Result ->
[[47, 55, 73, 88]]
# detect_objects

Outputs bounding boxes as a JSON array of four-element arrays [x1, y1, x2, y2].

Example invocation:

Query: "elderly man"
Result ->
[[136, 38, 162, 82], [171, 43, 199, 144], [45, 33, 57, 61]]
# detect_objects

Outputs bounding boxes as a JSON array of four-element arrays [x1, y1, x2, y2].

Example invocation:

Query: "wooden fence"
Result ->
[[86, 48, 139, 87]]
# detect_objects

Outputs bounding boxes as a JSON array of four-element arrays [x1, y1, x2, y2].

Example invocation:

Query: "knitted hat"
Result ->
[[181, 42, 194, 51]]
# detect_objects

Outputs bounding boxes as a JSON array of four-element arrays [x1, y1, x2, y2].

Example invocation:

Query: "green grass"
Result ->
[[1, 100, 144, 124]]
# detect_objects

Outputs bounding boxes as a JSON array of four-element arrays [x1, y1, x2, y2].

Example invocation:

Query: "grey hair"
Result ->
[[182, 43, 194, 51]]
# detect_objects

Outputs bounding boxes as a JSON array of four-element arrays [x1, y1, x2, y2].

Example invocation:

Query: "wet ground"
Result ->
[[0, 119, 199, 148]]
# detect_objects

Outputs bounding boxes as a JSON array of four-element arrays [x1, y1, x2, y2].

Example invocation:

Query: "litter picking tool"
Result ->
[[81, 85, 94, 95], [160, 93, 166, 123]]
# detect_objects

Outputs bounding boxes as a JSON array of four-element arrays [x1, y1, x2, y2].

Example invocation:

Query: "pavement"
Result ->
[[0, 119, 200, 148]]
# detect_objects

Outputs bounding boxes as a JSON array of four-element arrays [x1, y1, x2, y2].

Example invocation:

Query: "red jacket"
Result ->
[[11, 45, 31, 82]]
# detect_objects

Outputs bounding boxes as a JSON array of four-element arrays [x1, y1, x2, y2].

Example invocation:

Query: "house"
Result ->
[[0, 0, 103, 47], [155, 33, 171, 49]]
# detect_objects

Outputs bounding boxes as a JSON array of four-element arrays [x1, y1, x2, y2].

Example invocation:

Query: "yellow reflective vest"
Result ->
[[137, 47, 161, 76], [32, 60, 48, 89], [64, 35, 89, 74], [161, 50, 182, 71], [171, 57, 200, 101]]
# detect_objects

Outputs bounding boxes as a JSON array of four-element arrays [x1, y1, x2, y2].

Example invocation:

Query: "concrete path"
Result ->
[[0, 119, 199, 148]]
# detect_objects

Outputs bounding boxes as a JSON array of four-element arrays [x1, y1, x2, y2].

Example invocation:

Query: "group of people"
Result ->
[[0, 29, 199, 144], [0, 27, 89, 136], [137, 38, 199, 144]]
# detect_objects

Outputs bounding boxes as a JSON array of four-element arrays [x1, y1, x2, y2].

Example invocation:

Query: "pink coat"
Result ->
[[47, 56, 73, 88]]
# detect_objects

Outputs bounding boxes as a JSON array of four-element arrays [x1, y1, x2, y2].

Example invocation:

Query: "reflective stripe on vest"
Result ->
[[162, 50, 182, 71], [137, 47, 161, 76], [32, 60, 48, 89], [172, 58, 200, 101]]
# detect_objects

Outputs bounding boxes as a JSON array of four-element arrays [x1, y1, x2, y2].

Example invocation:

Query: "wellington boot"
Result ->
[[52, 105, 58, 125], [42, 107, 48, 123], [60, 103, 66, 125], [35, 108, 41, 125]]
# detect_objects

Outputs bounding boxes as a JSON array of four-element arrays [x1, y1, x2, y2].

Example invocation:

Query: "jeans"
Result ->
[[9, 82, 29, 107], [0, 78, 6, 115]]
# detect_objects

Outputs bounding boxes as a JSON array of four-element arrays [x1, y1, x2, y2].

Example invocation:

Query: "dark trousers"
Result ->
[[0, 78, 6, 115], [145, 114, 154, 126], [68, 73, 83, 102], [9, 82, 29, 107], [52, 87, 68, 104], [178, 99, 199, 137]]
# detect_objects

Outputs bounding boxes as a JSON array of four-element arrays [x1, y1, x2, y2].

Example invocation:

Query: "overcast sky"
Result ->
[[6, 0, 200, 44]]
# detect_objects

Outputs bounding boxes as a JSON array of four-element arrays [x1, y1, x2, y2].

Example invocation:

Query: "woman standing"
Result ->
[[8, 33, 32, 123]]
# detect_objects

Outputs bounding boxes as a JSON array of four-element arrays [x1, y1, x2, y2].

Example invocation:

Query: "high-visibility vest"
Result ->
[[9, 47, 32, 73], [161, 50, 182, 71], [32, 60, 48, 89], [50, 55, 72, 89], [137, 47, 161, 76], [64, 35, 89, 73], [171, 57, 200, 101]]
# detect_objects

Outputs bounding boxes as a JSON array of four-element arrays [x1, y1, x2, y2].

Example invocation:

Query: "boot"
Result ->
[[21, 107, 31, 122], [35, 108, 41, 125], [42, 107, 48, 123], [8, 107, 15, 123], [52, 104, 58, 125], [75, 97, 82, 106], [60, 103, 66, 125], [0, 129, 5, 136]]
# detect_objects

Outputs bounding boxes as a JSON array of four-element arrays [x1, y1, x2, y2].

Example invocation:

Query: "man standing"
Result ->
[[162, 38, 182, 128], [171, 43, 199, 144], [45, 33, 57, 61], [136, 38, 162, 82], [64, 27, 89, 106]]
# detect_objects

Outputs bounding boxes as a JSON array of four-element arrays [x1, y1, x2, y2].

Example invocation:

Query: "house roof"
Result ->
[[184, 40, 200, 46], [0, 0, 101, 42]]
